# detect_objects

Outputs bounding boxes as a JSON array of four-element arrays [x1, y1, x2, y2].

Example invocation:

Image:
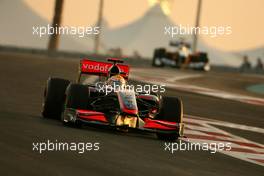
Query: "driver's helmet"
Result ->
[[108, 65, 120, 77], [106, 74, 126, 88]]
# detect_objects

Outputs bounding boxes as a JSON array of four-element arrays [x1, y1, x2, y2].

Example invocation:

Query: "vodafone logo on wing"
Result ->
[[80, 59, 129, 78], [82, 63, 109, 73]]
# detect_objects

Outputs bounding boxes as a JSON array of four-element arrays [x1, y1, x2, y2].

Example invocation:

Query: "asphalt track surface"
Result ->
[[0, 52, 263, 176]]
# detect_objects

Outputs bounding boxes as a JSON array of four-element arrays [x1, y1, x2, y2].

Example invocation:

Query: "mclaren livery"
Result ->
[[42, 58, 184, 140]]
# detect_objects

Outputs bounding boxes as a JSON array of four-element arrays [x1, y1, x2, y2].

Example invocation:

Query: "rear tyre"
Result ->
[[42, 78, 70, 119], [62, 84, 89, 126], [155, 97, 183, 141]]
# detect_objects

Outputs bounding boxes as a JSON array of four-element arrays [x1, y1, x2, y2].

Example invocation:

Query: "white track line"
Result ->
[[185, 114, 264, 134], [182, 114, 264, 166]]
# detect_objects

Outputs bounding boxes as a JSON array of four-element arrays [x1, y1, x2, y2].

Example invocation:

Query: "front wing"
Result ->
[[63, 108, 184, 136]]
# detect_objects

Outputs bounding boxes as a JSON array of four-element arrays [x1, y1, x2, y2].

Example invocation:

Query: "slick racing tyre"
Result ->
[[152, 48, 165, 67], [62, 84, 89, 126], [155, 97, 183, 141], [42, 77, 70, 119]]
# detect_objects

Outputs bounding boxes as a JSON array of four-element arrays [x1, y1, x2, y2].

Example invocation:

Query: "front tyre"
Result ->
[[42, 78, 70, 119], [203, 62, 211, 71], [155, 97, 183, 141], [152, 48, 165, 67]]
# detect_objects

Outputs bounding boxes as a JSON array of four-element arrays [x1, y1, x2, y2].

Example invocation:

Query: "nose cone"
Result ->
[[117, 90, 138, 115]]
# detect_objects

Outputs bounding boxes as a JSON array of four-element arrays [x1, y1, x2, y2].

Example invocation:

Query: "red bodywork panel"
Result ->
[[143, 118, 179, 130], [76, 110, 179, 131], [137, 95, 155, 100], [80, 59, 129, 79], [77, 109, 108, 123]]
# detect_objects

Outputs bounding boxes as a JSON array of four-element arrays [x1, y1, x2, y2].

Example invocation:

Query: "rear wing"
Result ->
[[79, 59, 129, 79]]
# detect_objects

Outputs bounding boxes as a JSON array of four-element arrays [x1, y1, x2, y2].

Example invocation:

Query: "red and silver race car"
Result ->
[[42, 58, 184, 140]]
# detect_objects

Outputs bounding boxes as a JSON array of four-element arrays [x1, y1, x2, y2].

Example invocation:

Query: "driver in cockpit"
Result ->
[[106, 65, 127, 91]]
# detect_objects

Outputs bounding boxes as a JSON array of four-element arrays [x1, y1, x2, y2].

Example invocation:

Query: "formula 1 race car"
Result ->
[[42, 58, 184, 140], [152, 41, 210, 71]]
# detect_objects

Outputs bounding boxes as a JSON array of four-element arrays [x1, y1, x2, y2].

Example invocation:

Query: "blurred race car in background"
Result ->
[[42, 58, 184, 140], [152, 41, 210, 71]]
